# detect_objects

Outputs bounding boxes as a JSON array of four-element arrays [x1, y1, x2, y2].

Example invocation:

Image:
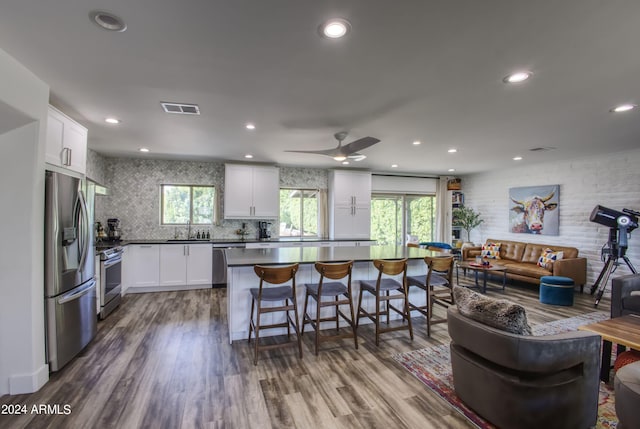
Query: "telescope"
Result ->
[[590, 205, 639, 231], [589, 205, 639, 306]]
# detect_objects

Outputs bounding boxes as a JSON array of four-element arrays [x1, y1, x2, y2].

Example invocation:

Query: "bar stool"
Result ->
[[406, 255, 455, 336], [357, 258, 413, 346], [248, 263, 302, 365], [302, 260, 358, 355]]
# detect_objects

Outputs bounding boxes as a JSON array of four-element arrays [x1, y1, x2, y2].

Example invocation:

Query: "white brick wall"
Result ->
[[462, 148, 640, 295]]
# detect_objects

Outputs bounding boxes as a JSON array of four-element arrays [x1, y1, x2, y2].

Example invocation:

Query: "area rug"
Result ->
[[393, 312, 618, 429]]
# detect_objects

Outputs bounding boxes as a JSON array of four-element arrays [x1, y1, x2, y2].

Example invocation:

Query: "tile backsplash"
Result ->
[[91, 150, 328, 240]]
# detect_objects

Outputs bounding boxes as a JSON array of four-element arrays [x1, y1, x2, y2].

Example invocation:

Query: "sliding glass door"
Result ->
[[371, 194, 436, 245]]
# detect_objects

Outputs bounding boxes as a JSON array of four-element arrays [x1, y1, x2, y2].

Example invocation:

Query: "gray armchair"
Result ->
[[611, 273, 640, 318], [447, 307, 601, 429]]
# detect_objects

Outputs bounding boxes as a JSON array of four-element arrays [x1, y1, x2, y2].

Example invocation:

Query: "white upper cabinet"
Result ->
[[45, 105, 88, 175], [328, 170, 372, 239], [331, 170, 371, 207], [224, 164, 279, 219]]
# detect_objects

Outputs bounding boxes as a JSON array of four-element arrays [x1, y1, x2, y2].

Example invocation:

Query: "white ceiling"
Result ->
[[1, 0, 639, 175]]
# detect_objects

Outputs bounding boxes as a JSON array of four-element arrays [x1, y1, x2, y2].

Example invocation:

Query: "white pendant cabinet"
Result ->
[[328, 170, 372, 239], [45, 105, 88, 175], [224, 164, 279, 219]]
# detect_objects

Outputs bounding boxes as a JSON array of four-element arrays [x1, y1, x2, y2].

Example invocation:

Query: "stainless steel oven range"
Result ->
[[98, 245, 123, 319]]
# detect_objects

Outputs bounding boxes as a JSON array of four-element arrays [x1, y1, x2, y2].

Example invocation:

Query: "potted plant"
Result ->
[[452, 205, 484, 244]]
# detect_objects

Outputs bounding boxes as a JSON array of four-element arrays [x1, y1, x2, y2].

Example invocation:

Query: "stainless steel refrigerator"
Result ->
[[45, 170, 97, 372]]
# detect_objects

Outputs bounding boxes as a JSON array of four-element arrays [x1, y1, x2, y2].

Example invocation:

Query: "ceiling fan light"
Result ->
[[333, 155, 347, 161]]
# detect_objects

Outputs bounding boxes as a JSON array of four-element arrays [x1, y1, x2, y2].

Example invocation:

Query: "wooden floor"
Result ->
[[1, 277, 610, 429]]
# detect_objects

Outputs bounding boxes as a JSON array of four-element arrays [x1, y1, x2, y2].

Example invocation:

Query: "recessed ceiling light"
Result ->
[[342, 161, 350, 165], [503, 71, 532, 84], [412, 140, 421, 146], [448, 168, 456, 172], [448, 148, 457, 153], [319, 18, 351, 39], [139, 148, 150, 153], [105, 117, 120, 124], [244, 154, 253, 159], [391, 164, 398, 168], [513, 156, 523, 161], [610, 104, 637, 113], [245, 123, 256, 130], [89, 10, 127, 32]]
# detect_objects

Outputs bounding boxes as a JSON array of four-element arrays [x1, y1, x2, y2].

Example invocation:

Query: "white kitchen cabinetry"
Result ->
[[45, 105, 88, 175], [224, 164, 279, 219], [328, 170, 372, 239], [159, 244, 212, 287], [126, 245, 160, 289]]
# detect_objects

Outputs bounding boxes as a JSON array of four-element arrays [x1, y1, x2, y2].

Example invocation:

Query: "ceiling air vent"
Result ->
[[160, 102, 200, 115]]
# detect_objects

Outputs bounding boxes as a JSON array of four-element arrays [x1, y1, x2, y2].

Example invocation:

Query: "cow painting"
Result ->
[[509, 186, 560, 235]]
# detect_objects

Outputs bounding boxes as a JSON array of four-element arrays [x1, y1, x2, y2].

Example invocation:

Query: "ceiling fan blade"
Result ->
[[284, 148, 338, 156], [342, 137, 380, 153]]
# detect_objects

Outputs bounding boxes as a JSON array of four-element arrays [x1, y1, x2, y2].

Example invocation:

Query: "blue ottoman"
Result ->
[[540, 276, 575, 306]]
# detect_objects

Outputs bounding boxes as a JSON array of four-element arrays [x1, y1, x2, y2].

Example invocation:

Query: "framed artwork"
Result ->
[[509, 185, 559, 235]]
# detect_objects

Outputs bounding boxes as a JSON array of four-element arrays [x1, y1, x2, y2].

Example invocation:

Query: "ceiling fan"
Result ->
[[285, 131, 380, 162]]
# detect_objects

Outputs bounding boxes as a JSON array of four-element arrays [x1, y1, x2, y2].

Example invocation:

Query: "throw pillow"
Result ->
[[537, 248, 564, 269], [453, 286, 532, 335], [481, 242, 501, 259]]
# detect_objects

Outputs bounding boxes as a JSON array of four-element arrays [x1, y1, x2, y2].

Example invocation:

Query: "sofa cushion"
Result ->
[[481, 242, 501, 259], [486, 239, 525, 262], [453, 286, 532, 335], [537, 248, 564, 269], [506, 263, 552, 279]]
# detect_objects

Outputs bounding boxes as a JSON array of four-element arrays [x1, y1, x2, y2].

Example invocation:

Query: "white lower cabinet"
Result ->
[[126, 245, 160, 289], [124, 243, 212, 293], [160, 244, 212, 287]]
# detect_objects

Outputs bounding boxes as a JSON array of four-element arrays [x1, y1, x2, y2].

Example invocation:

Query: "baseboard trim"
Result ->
[[9, 363, 49, 395]]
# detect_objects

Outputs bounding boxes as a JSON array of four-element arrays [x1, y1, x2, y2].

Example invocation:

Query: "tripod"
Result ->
[[591, 228, 637, 307]]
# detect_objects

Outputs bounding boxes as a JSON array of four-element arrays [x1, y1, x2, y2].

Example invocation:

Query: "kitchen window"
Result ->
[[160, 185, 215, 225], [279, 188, 320, 237], [370, 193, 436, 245]]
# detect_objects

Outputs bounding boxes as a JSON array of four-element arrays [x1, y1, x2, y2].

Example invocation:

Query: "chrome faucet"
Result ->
[[186, 220, 192, 239]]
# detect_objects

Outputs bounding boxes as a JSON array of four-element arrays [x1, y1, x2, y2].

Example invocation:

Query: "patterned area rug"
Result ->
[[393, 312, 618, 429]]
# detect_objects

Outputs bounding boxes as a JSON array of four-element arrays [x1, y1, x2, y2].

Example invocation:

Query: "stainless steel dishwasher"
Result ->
[[212, 243, 246, 286]]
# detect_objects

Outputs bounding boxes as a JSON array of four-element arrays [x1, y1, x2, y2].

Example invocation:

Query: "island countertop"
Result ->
[[225, 245, 437, 267]]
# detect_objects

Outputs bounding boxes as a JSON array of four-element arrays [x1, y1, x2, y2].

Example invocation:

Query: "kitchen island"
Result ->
[[226, 245, 440, 343]]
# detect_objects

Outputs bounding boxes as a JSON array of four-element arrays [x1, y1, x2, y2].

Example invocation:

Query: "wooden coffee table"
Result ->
[[456, 261, 507, 294], [578, 314, 640, 382]]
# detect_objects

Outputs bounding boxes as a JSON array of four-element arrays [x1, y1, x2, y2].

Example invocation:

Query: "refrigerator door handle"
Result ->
[[58, 280, 95, 305], [77, 189, 90, 273]]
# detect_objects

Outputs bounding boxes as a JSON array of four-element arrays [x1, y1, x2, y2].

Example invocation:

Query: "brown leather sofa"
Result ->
[[448, 306, 601, 429], [462, 238, 587, 291]]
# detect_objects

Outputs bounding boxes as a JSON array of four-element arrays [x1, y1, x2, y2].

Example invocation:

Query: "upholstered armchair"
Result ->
[[611, 273, 640, 318], [447, 306, 601, 429]]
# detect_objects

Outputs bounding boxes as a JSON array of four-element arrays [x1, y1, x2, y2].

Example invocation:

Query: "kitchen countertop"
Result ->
[[225, 245, 435, 267]]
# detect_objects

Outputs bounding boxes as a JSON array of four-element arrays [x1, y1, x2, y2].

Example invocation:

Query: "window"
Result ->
[[161, 185, 215, 225], [279, 188, 319, 237], [370, 193, 436, 245]]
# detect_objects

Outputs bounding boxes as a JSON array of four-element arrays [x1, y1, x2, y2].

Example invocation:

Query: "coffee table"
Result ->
[[578, 314, 640, 382], [456, 261, 507, 293]]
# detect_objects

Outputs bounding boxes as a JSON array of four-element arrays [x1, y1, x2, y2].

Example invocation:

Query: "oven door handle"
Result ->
[[103, 256, 122, 267]]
